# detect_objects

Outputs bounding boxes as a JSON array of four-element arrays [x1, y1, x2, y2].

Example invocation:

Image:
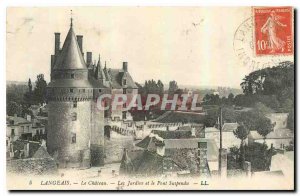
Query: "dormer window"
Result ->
[[70, 88, 74, 93], [71, 74, 75, 79], [123, 79, 127, 85]]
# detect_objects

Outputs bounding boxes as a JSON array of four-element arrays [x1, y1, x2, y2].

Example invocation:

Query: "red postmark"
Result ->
[[253, 7, 293, 56]]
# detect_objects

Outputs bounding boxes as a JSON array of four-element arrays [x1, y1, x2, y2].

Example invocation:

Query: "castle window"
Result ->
[[70, 88, 74, 93], [123, 88, 127, 94], [71, 74, 75, 79], [11, 129, 15, 137], [71, 133, 76, 143], [198, 142, 207, 148], [73, 101, 77, 108], [123, 79, 127, 85], [99, 89, 102, 93], [122, 111, 127, 120], [71, 112, 77, 121]]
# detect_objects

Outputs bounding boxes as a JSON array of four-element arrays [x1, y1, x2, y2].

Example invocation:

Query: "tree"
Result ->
[[237, 61, 294, 111], [233, 124, 249, 146], [168, 80, 178, 95], [23, 78, 34, 106], [254, 102, 274, 115], [256, 117, 273, 141], [202, 94, 221, 105], [237, 110, 260, 130], [233, 124, 249, 167], [240, 61, 294, 96], [227, 93, 234, 105], [33, 74, 47, 104], [203, 115, 217, 127], [222, 107, 238, 123], [227, 146, 240, 169], [28, 78, 32, 93], [157, 80, 164, 96], [7, 101, 22, 116]]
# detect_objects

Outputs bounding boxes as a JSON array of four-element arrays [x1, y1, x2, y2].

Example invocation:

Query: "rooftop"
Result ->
[[249, 129, 294, 140], [7, 116, 31, 126], [153, 111, 206, 124], [53, 25, 86, 70]]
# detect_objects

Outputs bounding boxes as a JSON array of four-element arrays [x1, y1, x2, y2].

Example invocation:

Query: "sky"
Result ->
[[6, 7, 293, 88]]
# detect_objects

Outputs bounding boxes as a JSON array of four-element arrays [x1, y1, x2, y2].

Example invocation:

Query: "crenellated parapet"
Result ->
[[47, 87, 94, 101]]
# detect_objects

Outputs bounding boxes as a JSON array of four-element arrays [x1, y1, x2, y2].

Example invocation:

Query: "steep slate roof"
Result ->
[[33, 146, 52, 159], [152, 130, 192, 139], [153, 111, 206, 124], [6, 116, 31, 126], [103, 68, 137, 89], [163, 138, 200, 149], [136, 135, 218, 162], [53, 25, 86, 70]]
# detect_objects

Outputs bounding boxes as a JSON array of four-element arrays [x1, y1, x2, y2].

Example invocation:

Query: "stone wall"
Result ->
[[104, 131, 134, 164], [7, 158, 58, 175], [47, 100, 92, 168]]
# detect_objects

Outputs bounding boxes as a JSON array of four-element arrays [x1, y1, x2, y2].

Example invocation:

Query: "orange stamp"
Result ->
[[253, 7, 293, 56]]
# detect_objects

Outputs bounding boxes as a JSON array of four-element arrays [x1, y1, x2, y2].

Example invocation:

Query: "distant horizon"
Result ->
[[6, 79, 242, 90]]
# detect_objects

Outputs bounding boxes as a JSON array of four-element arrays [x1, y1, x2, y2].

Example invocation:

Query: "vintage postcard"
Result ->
[[6, 7, 294, 190]]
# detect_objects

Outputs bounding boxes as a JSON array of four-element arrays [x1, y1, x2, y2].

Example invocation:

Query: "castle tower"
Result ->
[[47, 16, 104, 168]]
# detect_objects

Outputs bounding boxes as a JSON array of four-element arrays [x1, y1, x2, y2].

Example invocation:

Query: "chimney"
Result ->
[[218, 148, 227, 178], [123, 62, 128, 72], [76, 35, 83, 54], [54, 33, 60, 55], [50, 55, 55, 77], [86, 52, 92, 65]]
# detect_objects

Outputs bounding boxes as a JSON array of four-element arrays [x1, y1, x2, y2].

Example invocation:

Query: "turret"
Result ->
[[47, 14, 100, 168]]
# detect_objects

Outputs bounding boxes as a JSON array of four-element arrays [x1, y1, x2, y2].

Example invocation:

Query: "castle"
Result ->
[[47, 17, 137, 168]]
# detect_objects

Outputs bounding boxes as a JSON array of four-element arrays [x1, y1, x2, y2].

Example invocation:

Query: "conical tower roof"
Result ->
[[53, 23, 86, 70]]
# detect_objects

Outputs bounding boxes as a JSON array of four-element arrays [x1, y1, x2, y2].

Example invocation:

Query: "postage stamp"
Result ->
[[6, 7, 295, 190], [253, 7, 293, 56]]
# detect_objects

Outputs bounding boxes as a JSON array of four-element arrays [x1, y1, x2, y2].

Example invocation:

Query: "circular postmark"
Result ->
[[233, 17, 293, 71]]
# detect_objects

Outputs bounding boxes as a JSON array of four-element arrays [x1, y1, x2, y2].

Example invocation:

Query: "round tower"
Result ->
[[47, 19, 94, 168]]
